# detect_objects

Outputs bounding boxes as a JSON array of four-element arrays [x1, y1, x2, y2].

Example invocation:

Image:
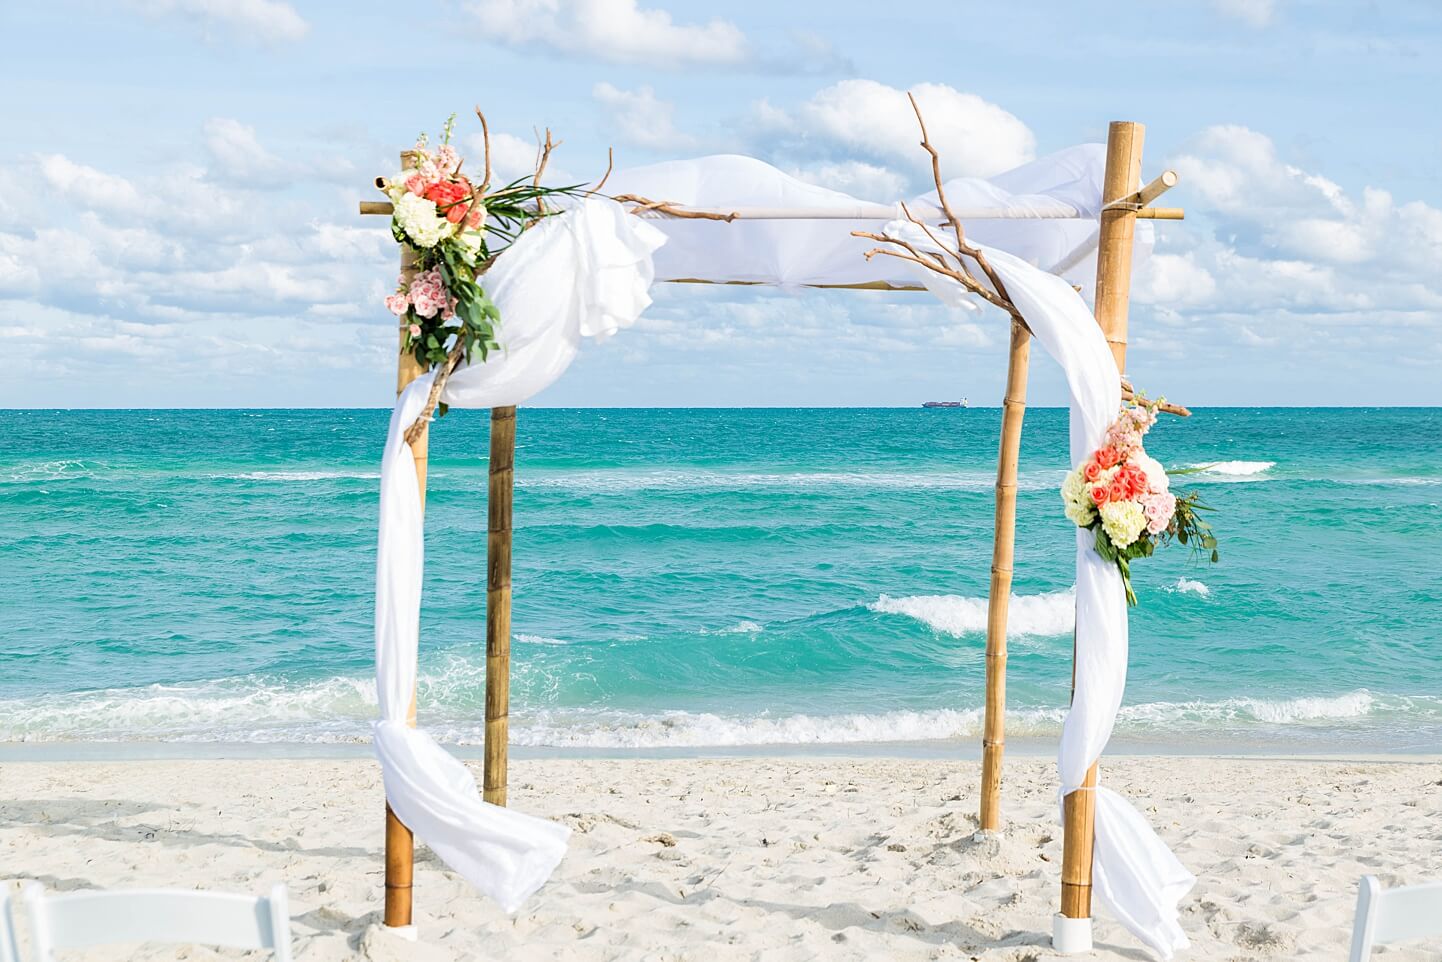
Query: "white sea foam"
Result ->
[[1167, 578, 1211, 597], [870, 589, 1076, 638], [516, 469, 1064, 494], [1, 460, 97, 483], [500, 707, 998, 748], [701, 620, 765, 635], [516, 633, 572, 646], [1188, 460, 1275, 480], [1, 664, 1438, 750], [233, 470, 379, 482]]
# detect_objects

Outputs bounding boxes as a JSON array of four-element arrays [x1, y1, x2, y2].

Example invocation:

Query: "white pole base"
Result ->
[[383, 924, 419, 942], [1052, 913, 1093, 954]]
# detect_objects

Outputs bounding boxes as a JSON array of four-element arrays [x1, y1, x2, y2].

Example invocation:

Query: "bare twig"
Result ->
[[474, 106, 492, 195], [612, 193, 739, 222], [591, 147, 615, 195], [403, 341, 466, 446], [851, 93, 1025, 326], [1121, 379, 1191, 417]]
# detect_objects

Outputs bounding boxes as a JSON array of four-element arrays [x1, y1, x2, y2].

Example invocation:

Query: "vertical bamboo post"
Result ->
[[483, 405, 516, 806], [385, 152, 425, 931], [1059, 120, 1144, 927], [979, 319, 1031, 833]]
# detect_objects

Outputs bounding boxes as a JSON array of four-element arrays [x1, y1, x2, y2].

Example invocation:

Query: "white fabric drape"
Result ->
[[375, 198, 666, 913], [598, 148, 1139, 297], [886, 221, 1194, 959]]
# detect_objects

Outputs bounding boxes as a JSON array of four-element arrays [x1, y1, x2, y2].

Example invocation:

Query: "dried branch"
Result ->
[[591, 147, 614, 195], [404, 342, 465, 446], [852, 230, 1023, 323], [1121, 379, 1191, 418], [850, 93, 1026, 326], [908, 92, 964, 258], [474, 106, 492, 195], [612, 193, 739, 222]]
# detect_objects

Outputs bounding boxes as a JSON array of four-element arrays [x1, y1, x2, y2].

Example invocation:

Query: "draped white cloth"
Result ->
[[374, 198, 666, 913], [599, 147, 1135, 296], [373, 154, 1187, 956], [885, 220, 1194, 958]]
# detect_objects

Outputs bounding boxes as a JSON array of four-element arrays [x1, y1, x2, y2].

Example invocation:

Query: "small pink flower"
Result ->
[[1142, 492, 1176, 534], [407, 323, 421, 338], [384, 293, 409, 317]]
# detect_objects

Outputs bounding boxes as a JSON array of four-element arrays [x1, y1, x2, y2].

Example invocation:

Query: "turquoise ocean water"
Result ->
[[1, 408, 1439, 754]]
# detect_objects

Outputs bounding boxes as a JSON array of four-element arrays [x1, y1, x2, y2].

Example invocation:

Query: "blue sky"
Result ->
[[2, 0, 1439, 407]]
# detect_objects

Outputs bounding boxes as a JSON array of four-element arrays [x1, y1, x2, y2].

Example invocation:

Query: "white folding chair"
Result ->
[[1350, 874, 1442, 961], [19, 882, 292, 961]]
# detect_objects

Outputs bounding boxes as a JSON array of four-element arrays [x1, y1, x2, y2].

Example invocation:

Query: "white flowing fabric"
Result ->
[[886, 220, 1195, 959], [375, 198, 666, 913], [599, 147, 1135, 296]]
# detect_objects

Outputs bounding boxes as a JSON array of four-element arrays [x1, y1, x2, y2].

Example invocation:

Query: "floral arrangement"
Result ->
[[1061, 396, 1218, 604], [378, 113, 578, 394]]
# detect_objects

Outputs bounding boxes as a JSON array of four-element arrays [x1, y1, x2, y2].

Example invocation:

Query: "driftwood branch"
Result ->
[[474, 106, 492, 195], [850, 93, 1025, 327], [1121, 379, 1191, 418], [613, 194, 739, 222], [591, 147, 614, 195]]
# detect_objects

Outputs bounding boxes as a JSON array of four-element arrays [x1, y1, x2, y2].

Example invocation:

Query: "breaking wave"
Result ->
[[869, 589, 1076, 638]]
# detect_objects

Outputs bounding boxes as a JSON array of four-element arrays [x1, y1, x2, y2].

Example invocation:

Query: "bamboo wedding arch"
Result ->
[[359, 116, 1186, 949]]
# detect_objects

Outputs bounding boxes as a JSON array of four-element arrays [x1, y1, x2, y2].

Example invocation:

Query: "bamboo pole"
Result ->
[[384, 153, 425, 930], [1059, 120, 1145, 926], [483, 406, 516, 806], [979, 318, 1031, 833]]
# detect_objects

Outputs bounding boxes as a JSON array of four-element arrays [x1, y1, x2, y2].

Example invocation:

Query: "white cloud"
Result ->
[[1124, 123, 1442, 387], [1209, 0, 1276, 28], [754, 80, 1035, 184], [468, 0, 747, 67], [129, 0, 308, 43], [592, 83, 697, 151], [203, 118, 287, 183], [38, 156, 145, 217], [1133, 253, 1218, 307]]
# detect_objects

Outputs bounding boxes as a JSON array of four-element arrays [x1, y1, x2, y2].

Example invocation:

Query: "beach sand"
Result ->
[[3, 754, 1440, 960]]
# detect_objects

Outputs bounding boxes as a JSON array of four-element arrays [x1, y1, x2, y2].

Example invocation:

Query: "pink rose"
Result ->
[[1142, 492, 1176, 534], [407, 323, 421, 338], [1083, 460, 1102, 483], [1091, 484, 1111, 506], [384, 293, 409, 317], [1095, 445, 1121, 470]]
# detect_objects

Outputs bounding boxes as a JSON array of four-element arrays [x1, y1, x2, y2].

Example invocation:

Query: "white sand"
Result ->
[[3, 754, 1440, 960]]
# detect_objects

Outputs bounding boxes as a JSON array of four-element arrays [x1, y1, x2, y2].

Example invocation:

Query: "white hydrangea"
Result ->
[[1132, 451, 1169, 494], [1099, 500, 1147, 550], [1061, 465, 1096, 527], [456, 225, 485, 265], [394, 193, 455, 248]]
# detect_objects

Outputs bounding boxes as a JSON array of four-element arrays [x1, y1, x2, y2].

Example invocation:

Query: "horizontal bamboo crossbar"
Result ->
[[358, 199, 1097, 222]]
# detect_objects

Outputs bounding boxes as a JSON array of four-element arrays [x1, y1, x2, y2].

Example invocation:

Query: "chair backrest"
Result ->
[[1350, 875, 1442, 962], [1, 889, 21, 962], [20, 882, 292, 962]]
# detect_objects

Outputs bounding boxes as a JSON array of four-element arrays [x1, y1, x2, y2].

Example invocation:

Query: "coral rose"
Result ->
[[1083, 460, 1102, 483]]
